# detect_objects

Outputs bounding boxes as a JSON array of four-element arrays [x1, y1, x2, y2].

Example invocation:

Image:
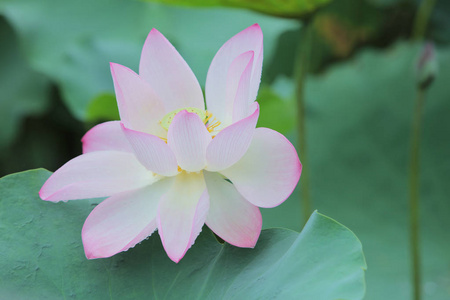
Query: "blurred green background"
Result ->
[[0, 0, 449, 299]]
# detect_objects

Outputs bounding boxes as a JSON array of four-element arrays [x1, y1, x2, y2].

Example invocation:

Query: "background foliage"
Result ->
[[0, 169, 366, 299], [0, 0, 449, 299]]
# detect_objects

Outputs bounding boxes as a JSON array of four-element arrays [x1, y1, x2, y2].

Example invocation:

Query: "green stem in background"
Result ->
[[294, 22, 313, 227], [409, 1, 436, 299], [412, 0, 437, 40], [409, 88, 425, 300]]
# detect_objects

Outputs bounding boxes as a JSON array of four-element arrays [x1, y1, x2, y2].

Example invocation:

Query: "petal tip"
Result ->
[[168, 254, 183, 264], [157, 229, 186, 264], [178, 109, 189, 116], [253, 101, 260, 112], [119, 121, 135, 134], [247, 239, 258, 248], [110, 62, 119, 72], [110, 62, 122, 80], [240, 50, 255, 62], [149, 28, 161, 35], [240, 236, 259, 248], [83, 247, 105, 260], [39, 182, 56, 202], [80, 134, 89, 153], [169, 109, 202, 127], [83, 244, 96, 260], [157, 210, 191, 264], [178, 110, 201, 120], [38, 188, 47, 201], [82, 228, 103, 260], [110, 62, 133, 75], [84, 252, 96, 260], [245, 23, 262, 35], [143, 28, 165, 47]]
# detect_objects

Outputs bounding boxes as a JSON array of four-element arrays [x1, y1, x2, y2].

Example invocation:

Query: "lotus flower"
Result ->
[[39, 24, 302, 263]]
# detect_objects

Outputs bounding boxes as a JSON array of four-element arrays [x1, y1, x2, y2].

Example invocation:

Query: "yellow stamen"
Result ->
[[204, 111, 213, 124], [206, 118, 221, 133], [159, 107, 221, 134], [160, 107, 207, 131]]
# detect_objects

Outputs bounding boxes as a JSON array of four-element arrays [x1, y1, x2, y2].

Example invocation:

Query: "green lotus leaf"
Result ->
[[0, 169, 366, 299]]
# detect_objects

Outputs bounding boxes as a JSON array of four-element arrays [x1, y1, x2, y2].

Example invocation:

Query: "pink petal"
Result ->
[[212, 51, 254, 124], [206, 104, 259, 172], [39, 151, 153, 202], [82, 121, 133, 154], [220, 128, 301, 208], [157, 172, 208, 263], [121, 123, 178, 177], [139, 29, 204, 112], [167, 110, 211, 172], [206, 24, 263, 122], [204, 171, 261, 248], [82, 178, 173, 259], [110, 63, 166, 137], [232, 52, 254, 123]]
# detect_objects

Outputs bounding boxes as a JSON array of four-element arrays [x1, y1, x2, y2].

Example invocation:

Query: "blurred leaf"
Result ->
[[262, 42, 450, 299], [428, 0, 450, 44], [0, 17, 50, 149], [307, 0, 389, 72], [366, 0, 407, 7], [265, 0, 415, 81], [86, 93, 120, 123], [0, 169, 366, 299], [0, 88, 85, 177], [375, 0, 450, 44], [257, 85, 296, 134], [142, 0, 332, 18], [312, 10, 378, 58], [0, 0, 298, 120]]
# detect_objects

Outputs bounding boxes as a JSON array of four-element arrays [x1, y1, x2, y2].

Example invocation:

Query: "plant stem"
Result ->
[[412, 0, 437, 40], [409, 1, 436, 299], [409, 88, 425, 300], [295, 22, 313, 226]]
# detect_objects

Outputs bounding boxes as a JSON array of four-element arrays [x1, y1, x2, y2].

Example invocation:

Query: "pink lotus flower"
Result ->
[[39, 24, 302, 263]]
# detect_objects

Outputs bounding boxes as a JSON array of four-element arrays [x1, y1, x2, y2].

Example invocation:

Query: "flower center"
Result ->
[[160, 107, 221, 134]]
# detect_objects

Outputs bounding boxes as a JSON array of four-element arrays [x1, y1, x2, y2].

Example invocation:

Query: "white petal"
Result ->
[[110, 63, 166, 136], [206, 24, 263, 122], [82, 178, 173, 259], [214, 51, 254, 124], [139, 29, 204, 111], [157, 171, 208, 263], [206, 104, 259, 172], [204, 171, 261, 247], [220, 128, 301, 208], [39, 151, 153, 202], [167, 110, 211, 172], [232, 52, 254, 123], [82, 121, 133, 154], [122, 123, 179, 176]]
